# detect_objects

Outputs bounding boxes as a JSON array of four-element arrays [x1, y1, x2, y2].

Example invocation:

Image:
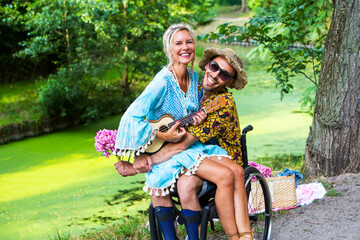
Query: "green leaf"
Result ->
[[218, 26, 228, 34], [227, 36, 235, 44], [280, 91, 284, 100], [210, 33, 218, 40]]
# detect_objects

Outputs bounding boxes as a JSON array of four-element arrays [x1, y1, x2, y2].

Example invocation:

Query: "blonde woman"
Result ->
[[114, 25, 247, 239]]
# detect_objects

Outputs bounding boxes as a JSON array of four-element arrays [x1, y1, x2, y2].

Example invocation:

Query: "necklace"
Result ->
[[183, 73, 188, 97], [168, 65, 189, 116]]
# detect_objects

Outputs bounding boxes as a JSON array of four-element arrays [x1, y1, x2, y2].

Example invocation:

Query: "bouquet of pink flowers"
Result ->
[[248, 161, 272, 178], [94, 129, 118, 158]]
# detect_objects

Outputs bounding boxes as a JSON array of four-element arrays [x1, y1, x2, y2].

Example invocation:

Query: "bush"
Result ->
[[38, 76, 87, 120], [82, 83, 136, 124], [247, 0, 284, 15], [218, 0, 240, 6], [38, 66, 136, 124]]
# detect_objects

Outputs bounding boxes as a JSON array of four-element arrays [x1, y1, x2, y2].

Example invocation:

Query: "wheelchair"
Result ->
[[148, 125, 272, 240]]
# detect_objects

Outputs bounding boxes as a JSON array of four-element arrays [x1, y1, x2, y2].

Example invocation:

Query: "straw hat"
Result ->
[[199, 47, 247, 90]]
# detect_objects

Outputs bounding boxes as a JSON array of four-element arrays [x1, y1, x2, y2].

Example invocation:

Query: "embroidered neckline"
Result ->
[[168, 65, 191, 116]]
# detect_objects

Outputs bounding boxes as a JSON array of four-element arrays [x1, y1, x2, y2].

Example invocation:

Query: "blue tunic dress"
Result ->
[[114, 67, 229, 196]]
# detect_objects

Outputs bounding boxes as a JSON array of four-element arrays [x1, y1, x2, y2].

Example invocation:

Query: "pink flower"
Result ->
[[94, 129, 118, 158]]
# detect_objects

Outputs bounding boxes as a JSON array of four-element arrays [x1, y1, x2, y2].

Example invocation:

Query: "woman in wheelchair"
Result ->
[[114, 23, 251, 240]]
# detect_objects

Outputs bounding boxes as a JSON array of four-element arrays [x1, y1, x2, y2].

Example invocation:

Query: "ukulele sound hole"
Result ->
[[159, 126, 169, 132]]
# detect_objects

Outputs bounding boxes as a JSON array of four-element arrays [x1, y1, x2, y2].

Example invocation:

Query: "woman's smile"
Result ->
[[171, 30, 195, 65]]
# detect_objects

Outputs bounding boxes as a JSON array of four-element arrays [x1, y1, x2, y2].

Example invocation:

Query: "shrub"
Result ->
[[38, 76, 87, 120], [38, 65, 136, 124], [83, 83, 136, 124]]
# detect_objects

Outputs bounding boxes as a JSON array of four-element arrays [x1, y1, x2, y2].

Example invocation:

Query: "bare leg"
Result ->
[[177, 175, 203, 211], [194, 157, 238, 237], [177, 175, 203, 239], [212, 158, 251, 235], [150, 193, 172, 208]]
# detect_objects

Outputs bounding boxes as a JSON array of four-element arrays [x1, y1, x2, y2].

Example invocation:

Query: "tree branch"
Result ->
[[299, 71, 318, 86], [285, 23, 318, 85]]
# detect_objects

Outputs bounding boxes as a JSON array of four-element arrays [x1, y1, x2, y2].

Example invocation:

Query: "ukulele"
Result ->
[[146, 96, 227, 153]]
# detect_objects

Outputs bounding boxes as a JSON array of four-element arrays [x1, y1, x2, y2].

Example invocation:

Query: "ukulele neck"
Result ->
[[168, 111, 200, 129]]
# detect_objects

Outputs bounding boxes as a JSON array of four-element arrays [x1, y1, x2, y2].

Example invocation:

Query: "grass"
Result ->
[[318, 178, 342, 197], [50, 212, 228, 240], [325, 189, 342, 197], [195, 5, 254, 35], [71, 212, 152, 240], [0, 80, 43, 127], [255, 154, 305, 172]]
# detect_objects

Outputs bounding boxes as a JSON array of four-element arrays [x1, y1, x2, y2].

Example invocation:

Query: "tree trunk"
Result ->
[[123, 65, 130, 90], [305, 0, 360, 176], [122, 0, 129, 90], [241, 0, 247, 13], [63, 0, 72, 66]]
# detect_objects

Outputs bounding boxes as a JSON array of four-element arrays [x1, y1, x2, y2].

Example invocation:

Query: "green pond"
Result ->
[[0, 116, 150, 239], [0, 47, 313, 239]]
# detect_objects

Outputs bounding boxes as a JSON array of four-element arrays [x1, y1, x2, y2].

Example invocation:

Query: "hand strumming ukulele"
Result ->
[[146, 96, 227, 153]]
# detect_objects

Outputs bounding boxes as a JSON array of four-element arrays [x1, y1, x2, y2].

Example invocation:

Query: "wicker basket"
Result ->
[[250, 175, 297, 211]]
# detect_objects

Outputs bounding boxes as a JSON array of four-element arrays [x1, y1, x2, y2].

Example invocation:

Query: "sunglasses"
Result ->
[[208, 61, 235, 81]]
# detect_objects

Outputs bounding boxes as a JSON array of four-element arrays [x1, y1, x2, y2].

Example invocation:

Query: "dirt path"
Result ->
[[271, 173, 360, 240], [212, 17, 250, 21]]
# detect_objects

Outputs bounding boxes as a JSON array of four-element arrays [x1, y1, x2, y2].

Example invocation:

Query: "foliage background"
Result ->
[[0, 0, 216, 124], [202, 0, 332, 113]]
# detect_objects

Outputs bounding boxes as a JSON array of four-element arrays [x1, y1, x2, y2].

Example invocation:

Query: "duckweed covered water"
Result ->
[[0, 116, 150, 239]]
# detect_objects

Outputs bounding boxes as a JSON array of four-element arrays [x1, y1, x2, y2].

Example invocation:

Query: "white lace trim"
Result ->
[[185, 154, 231, 175], [112, 129, 158, 157], [142, 153, 231, 196]]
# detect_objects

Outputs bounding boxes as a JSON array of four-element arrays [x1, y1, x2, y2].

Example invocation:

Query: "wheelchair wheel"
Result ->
[[244, 166, 272, 240]]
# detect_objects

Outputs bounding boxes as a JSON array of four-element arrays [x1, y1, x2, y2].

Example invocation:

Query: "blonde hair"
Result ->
[[163, 23, 196, 70]]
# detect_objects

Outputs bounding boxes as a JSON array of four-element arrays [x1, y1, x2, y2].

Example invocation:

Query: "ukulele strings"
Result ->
[[164, 114, 194, 132], [160, 98, 221, 132]]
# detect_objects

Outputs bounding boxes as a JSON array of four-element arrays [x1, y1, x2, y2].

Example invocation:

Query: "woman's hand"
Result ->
[[191, 110, 207, 126], [157, 120, 186, 143]]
